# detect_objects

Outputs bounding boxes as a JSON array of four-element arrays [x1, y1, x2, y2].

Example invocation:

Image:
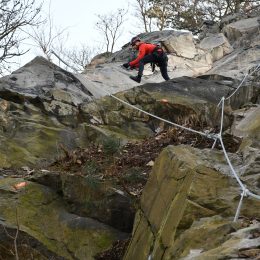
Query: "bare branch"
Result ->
[[132, 0, 260, 33], [0, 0, 42, 74], [14, 208, 19, 260], [95, 8, 127, 53], [26, 1, 69, 61], [1, 207, 20, 260]]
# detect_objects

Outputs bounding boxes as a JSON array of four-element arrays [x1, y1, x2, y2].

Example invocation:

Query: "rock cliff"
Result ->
[[0, 13, 259, 260]]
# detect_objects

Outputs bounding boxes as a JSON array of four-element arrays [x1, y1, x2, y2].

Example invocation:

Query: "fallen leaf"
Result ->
[[41, 169, 50, 173], [76, 160, 82, 165], [146, 161, 154, 167], [160, 98, 169, 104], [129, 191, 138, 196], [13, 182, 28, 190]]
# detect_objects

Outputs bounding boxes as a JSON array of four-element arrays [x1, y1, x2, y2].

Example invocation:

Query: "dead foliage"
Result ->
[[51, 127, 241, 197]]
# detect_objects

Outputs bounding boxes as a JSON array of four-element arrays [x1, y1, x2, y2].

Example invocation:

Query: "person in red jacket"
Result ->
[[122, 36, 170, 83]]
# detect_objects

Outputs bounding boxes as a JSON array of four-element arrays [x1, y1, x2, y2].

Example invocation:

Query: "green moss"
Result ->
[[0, 153, 11, 168], [104, 123, 153, 140], [0, 178, 122, 259], [0, 123, 65, 167], [94, 231, 116, 248]]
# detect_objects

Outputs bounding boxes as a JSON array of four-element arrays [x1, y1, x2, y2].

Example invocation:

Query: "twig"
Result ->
[[14, 208, 19, 260], [1, 207, 19, 260]]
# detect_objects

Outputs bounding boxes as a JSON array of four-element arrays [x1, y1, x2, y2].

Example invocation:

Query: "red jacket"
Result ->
[[129, 42, 157, 68]]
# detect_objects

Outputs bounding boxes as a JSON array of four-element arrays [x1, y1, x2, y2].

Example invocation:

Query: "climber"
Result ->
[[122, 36, 170, 83]]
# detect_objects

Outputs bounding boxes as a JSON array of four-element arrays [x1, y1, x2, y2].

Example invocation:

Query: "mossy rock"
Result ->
[[124, 145, 260, 260], [0, 111, 90, 168], [0, 178, 127, 259]]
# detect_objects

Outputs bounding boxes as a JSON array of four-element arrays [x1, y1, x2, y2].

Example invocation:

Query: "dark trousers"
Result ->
[[138, 53, 170, 81]]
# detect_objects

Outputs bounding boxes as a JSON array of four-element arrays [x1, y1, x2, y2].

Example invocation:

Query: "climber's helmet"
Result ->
[[130, 36, 141, 46]]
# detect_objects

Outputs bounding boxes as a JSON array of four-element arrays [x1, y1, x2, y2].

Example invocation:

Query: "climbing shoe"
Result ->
[[130, 75, 141, 83]]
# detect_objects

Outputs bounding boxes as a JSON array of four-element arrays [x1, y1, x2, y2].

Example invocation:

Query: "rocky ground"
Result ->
[[96, 218, 260, 260], [51, 126, 241, 196], [0, 126, 243, 260], [0, 126, 241, 197]]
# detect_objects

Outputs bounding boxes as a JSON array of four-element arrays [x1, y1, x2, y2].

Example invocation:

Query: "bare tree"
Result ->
[[137, 0, 260, 33], [148, 0, 173, 30], [28, 1, 68, 61], [168, 0, 205, 33], [95, 8, 127, 54], [27, 1, 100, 73], [55, 44, 101, 73], [133, 0, 153, 32], [0, 0, 42, 74], [201, 0, 260, 20], [2, 208, 20, 260]]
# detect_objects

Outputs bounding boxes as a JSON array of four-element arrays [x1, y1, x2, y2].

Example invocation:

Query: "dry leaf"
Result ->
[[146, 161, 154, 167], [13, 182, 28, 190]]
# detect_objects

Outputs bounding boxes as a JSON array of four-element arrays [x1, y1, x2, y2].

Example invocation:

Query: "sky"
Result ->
[[17, 0, 138, 68]]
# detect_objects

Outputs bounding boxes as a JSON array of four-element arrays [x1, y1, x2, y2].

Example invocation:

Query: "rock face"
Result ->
[[124, 145, 260, 260], [207, 16, 260, 78], [0, 13, 259, 260], [29, 171, 135, 233], [199, 33, 233, 61], [222, 17, 260, 43], [2, 53, 257, 168], [0, 178, 127, 259], [0, 57, 95, 167], [79, 74, 259, 141], [0, 97, 87, 167], [161, 32, 197, 59], [0, 56, 93, 103], [78, 16, 259, 95]]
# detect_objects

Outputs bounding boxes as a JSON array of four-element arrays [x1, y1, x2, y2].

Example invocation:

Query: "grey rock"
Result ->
[[222, 16, 260, 43], [0, 56, 93, 106], [199, 33, 233, 61]]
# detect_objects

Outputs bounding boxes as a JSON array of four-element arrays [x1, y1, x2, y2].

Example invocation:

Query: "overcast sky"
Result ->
[[18, 0, 138, 67], [40, 0, 134, 46]]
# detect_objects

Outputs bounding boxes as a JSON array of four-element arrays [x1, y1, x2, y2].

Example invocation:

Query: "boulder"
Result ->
[[0, 56, 93, 103], [28, 170, 135, 233], [199, 33, 233, 61], [0, 178, 127, 259], [206, 44, 260, 79], [231, 105, 260, 140], [161, 32, 197, 59], [79, 74, 259, 141], [87, 52, 112, 69], [198, 20, 220, 41], [124, 145, 260, 260], [0, 58, 98, 167], [222, 17, 260, 42], [168, 54, 213, 77]]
